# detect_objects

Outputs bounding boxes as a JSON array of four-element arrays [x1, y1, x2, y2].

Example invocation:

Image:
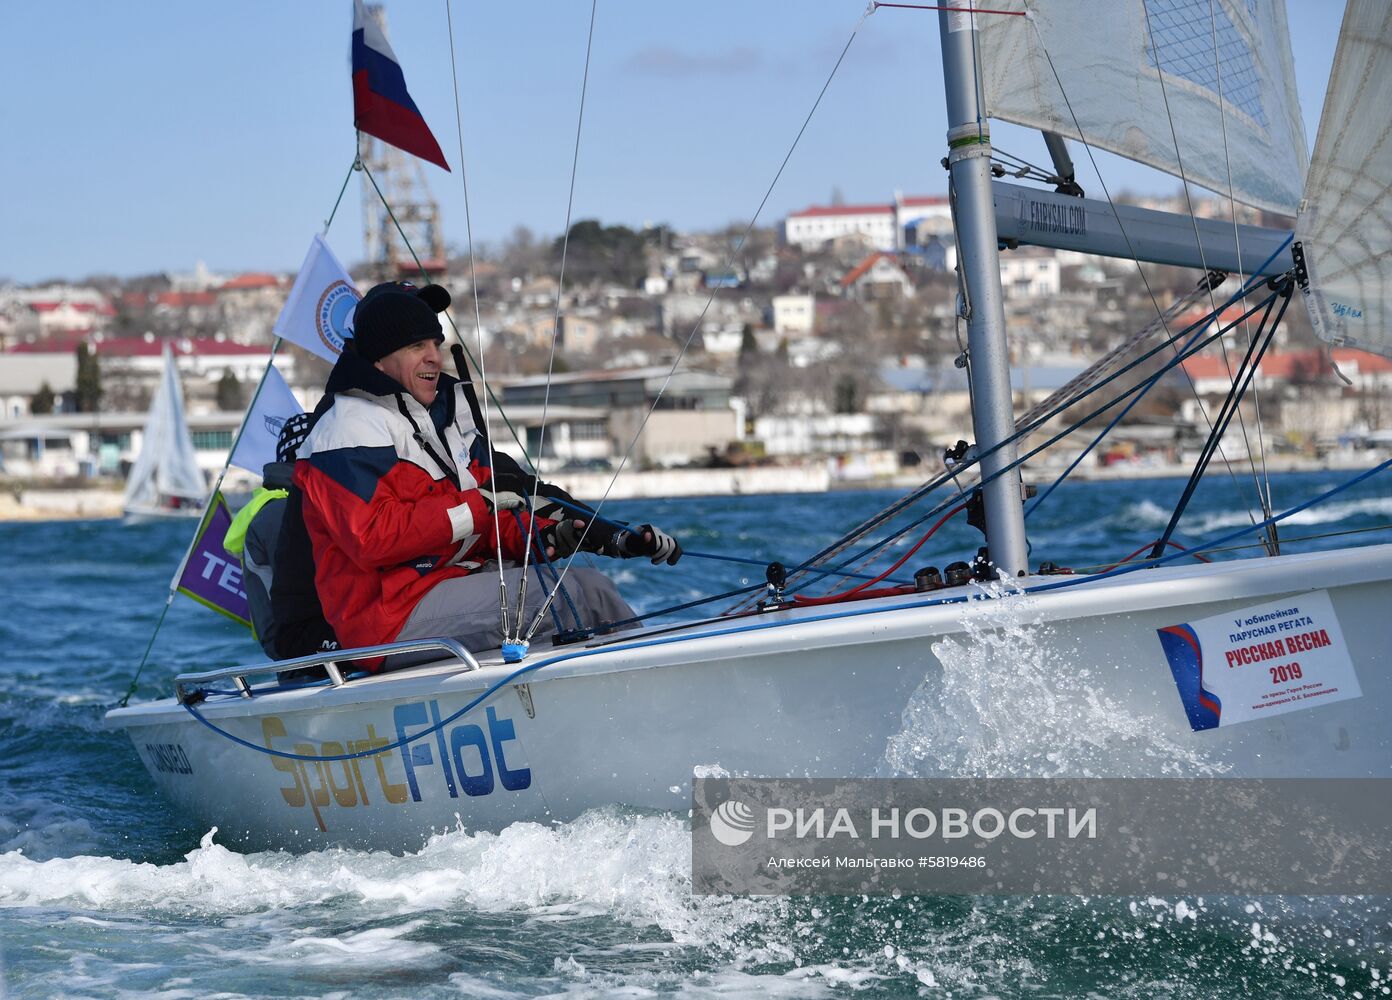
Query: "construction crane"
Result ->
[[358, 4, 447, 281]]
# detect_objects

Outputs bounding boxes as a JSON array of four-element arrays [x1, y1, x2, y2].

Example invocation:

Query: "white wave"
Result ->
[[0, 815, 781, 957], [1112, 498, 1172, 529], [1182, 494, 1392, 536], [0, 811, 1046, 998]]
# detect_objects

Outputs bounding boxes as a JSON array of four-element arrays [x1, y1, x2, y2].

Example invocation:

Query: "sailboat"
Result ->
[[121, 343, 208, 520], [105, 0, 1390, 854]]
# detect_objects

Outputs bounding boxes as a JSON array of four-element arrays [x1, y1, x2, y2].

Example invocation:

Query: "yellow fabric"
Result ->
[[223, 487, 288, 556]]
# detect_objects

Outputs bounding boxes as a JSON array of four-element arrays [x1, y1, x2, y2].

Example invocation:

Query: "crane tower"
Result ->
[[359, 4, 447, 280]]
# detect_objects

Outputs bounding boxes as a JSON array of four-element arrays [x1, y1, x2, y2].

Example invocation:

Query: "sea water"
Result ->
[[1, 471, 1389, 997]]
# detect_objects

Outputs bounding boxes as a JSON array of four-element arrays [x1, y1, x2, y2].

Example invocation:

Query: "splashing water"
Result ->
[[884, 582, 1222, 779]]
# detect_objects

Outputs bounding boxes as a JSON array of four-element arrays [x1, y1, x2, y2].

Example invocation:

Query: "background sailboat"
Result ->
[[121, 343, 207, 519]]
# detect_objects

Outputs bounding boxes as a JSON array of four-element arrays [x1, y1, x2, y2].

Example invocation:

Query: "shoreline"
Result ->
[[1, 454, 1384, 521]]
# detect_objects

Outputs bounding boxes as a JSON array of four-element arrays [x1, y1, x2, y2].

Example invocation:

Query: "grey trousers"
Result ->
[[395, 565, 637, 654]]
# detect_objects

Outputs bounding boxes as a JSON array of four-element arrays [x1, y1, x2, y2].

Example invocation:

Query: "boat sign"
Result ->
[[1157, 591, 1360, 731], [260, 701, 531, 832]]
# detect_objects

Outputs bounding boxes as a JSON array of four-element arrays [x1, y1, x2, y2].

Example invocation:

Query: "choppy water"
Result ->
[[2, 471, 1390, 998]]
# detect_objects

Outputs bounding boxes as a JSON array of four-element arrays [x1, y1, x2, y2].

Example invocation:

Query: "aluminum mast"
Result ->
[[938, 4, 1029, 578]]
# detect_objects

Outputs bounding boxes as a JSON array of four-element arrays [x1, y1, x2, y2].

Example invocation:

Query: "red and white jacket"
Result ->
[[294, 352, 545, 652]]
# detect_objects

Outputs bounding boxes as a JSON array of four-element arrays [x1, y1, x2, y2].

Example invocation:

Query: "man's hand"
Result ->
[[540, 518, 589, 559], [481, 488, 526, 512], [621, 523, 683, 565], [483, 470, 536, 513]]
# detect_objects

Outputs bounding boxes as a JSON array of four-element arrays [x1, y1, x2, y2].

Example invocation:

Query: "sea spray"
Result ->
[[884, 581, 1222, 778]]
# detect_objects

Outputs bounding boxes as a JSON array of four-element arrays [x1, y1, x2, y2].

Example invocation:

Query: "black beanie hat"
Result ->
[[351, 281, 451, 363]]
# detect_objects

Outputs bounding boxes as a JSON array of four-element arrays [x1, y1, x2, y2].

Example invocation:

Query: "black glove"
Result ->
[[617, 523, 683, 565], [538, 518, 581, 559], [482, 470, 537, 513], [538, 518, 607, 560], [485, 470, 589, 521]]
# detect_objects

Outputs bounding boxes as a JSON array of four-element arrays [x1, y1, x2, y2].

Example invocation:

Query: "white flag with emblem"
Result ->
[[273, 234, 361, 361], [229, 362, 305, 475]]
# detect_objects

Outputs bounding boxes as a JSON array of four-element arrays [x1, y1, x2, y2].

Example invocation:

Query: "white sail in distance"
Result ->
[[122, 344, 206, 511], [1295, 0, 1392, 360], [977, 0, 1308, 217]]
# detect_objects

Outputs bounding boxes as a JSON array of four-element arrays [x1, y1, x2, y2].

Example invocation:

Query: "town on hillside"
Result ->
[[2, 191, 1389, 514]]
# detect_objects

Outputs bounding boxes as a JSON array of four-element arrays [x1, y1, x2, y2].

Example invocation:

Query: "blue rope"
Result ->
[[511, 509, 581, 632], [1028, 237, 1293, 519], [179, 457, 1392, 764]]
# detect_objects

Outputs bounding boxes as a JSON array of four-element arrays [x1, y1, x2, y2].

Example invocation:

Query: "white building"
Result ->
[[785, 204, 898, 251], [783, 194, 951, 252], [772, 294, 815, 335], [999, 248, 1062, 300]]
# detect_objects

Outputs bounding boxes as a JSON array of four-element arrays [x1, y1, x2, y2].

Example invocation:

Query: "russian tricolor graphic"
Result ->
[[1157, 624, 1222, 731], [351, 0, 450, 171]]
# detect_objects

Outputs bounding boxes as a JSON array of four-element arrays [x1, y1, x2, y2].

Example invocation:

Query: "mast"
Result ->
[[938, 5, 1029, 579]]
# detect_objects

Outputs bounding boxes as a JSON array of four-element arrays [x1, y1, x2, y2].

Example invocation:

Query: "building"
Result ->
[[7, 335, 296, 414], [999, 247, 1062, 300], [785, 203, 897, 252], [783, 194, 951, 252], [1179, 347, 1392, 442], [841, 253, 916, 301], [0, 354, 77, 418], [772, 294, 816, 335], [0, 285, 115, 348], [0, 410, 250, 481], [501, 367, 739, 467]]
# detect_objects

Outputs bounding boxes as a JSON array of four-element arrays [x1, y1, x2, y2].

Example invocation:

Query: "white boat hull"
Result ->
[[107, 546, 1392, 853]]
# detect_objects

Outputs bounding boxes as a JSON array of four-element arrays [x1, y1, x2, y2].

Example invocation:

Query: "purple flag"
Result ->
[[176, 492, 252, 628]]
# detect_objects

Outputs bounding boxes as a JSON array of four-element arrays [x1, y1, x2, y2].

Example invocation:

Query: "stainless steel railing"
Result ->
[[173, 637, 480, 705]]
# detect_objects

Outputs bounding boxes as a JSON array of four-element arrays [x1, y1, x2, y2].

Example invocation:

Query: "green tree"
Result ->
[[834, 375, 860, 414], [553, 220, 649, 287], [30, 381, 56, 415], [215, 370, 245, 411], [739, 323, 758, 358], [75, 343, 102, 412]]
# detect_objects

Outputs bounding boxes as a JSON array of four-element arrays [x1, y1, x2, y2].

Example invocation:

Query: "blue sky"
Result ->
[[0, 1, 1342, 284]]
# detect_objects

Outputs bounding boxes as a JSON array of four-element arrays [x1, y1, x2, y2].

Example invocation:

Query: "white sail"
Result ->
[[977, 0, 1308, 216], [122, 344, 206, 512], [1295, 0, 1392, 360]]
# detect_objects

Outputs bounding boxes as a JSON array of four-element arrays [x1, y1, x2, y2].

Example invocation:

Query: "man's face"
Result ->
[[374, 338, 443, 406]]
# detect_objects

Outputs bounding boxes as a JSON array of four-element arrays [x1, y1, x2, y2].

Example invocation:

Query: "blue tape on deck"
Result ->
[[502, 641, 530, 663]]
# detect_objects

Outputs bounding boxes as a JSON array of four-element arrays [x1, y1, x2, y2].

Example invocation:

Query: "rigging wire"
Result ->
[[789, 284, 1284, 598], [443, 0, 511, 641], [1139, 0, 1275, 552], [735, 269, 1273, 609], [1026, 239, 1293, 519], [517, 4, 875, 642], [513, 0, 600, 643]]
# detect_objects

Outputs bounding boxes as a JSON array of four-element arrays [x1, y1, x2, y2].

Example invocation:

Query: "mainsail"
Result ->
[[122, 343, 207, 511], [977, 0, 1308, 216], [1295, 0, 1392, 360]]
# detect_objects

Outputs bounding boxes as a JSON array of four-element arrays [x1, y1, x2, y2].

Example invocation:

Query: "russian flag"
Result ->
[[351, 0, 450, 171]]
